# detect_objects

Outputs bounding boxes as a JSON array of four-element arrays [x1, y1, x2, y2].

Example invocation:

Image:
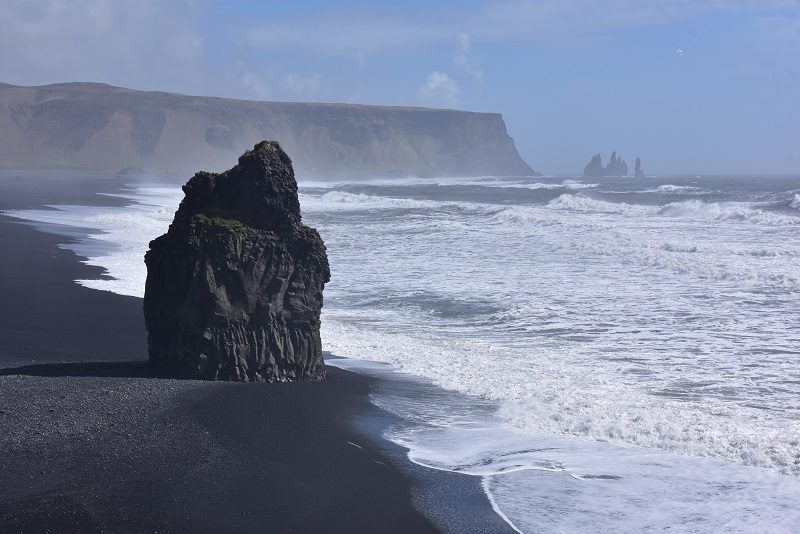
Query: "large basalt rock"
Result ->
[[143, 141, 330, 382]]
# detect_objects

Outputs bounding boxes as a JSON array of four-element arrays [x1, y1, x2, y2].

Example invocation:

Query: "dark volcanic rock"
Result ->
[[583, 151, 629, 177], [143, 141, 330, 382], [583, 153, 605, 178], [635, 157, 646, 178], [605, 151, 628, 177]]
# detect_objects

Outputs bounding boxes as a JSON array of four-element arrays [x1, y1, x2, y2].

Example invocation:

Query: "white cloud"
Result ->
[[244, 10, 445, 54], [1, 0, 796, 106], [239, 70, 273, 100], [352, 49, 368, 68], [0, 0, 327, 102], [241, 0, 799, 54], [283, 73, 324, 99], [0, 0, 207, 92], [454, 32, 484, 80], [417, 71, 460, 107]]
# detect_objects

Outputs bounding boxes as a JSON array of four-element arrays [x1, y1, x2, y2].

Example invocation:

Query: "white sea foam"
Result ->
[[658, 199, 800, 225], [467, 178, 599, 191], [7, 177, 800, 532], [299, 190, 444, 211], [321, 319, 800, 474], [329, 357, 800, 533], [4, 186, 181, 296], [647, 184, 705, 193], [482, 179, 598, 191], [299, 176, 597, 192], [560, 179, 599, 189], [546, 193, 654, 216], [548, 193, 800, 226]]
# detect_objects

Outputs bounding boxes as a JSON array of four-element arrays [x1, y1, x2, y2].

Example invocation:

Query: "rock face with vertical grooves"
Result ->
[[143, 141, 330, 381]]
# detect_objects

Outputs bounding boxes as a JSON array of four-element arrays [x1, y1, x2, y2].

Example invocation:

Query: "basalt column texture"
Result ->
[[144, 141, 330, 381]]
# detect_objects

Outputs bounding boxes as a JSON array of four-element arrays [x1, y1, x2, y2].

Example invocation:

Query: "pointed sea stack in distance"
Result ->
[[143, 141, 330, 382], [604, 151, 628, 177], [635, 157, 646, 178], [583, 151, 629, 177], [583, 154, 605, 178]]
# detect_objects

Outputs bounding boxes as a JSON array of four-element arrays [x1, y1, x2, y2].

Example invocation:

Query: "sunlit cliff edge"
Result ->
[[0, 82, 534, 177]]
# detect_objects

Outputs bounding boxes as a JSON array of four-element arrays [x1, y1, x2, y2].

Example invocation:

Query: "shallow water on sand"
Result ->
[[6, 173, 800, 532]]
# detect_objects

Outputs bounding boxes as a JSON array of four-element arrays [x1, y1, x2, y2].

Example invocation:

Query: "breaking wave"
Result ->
[[7, 174, 800, 533], [548, 194, 800, 226], [657, 199, 800, 225], [300, 190, 442, 210], [647, 184, 706, 193]]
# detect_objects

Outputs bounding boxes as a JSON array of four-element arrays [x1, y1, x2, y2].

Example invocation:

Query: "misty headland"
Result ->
[[0, 82, 532, 178]]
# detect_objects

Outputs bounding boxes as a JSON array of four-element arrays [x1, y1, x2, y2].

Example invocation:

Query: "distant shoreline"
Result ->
[[0, 82, 534, 178]]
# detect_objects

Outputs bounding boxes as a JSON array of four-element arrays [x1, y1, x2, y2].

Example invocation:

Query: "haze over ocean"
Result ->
[[1, 1, 798, 175], [8, 171, 800, 532]]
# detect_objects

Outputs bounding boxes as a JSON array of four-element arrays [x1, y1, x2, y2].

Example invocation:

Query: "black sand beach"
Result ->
[[0, 175, 513, 533]]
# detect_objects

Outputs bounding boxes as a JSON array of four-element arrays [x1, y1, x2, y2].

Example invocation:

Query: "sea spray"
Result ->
[[6, 173, 800, 532]]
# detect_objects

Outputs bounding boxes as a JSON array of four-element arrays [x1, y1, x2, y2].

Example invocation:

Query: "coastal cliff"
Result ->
[[143, 141, 329, 381], [0, 82, 533, 177]]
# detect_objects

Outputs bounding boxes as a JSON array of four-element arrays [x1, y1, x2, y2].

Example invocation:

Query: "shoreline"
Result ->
[[0, 175, 513, 533]]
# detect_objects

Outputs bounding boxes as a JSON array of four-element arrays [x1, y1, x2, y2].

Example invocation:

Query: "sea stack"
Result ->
[[582, 151, 629, 177], [605, 151, 629, 177], [583, 154, 605, 178], [635, 157, 646, 178], [143, 141, 330, 382]]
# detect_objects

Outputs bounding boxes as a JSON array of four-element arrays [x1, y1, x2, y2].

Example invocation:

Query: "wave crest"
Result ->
[[547, 194, 799, 226], [647, 184, 705, 193]]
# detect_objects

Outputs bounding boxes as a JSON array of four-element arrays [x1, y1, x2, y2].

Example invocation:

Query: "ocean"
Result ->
[[6, 173, 800, 532]]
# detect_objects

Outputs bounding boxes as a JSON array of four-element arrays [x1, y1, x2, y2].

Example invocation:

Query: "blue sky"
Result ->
[[2, 0, 799, 174]]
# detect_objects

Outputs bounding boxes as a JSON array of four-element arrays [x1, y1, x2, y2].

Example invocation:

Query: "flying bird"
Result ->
[[675, 47, 685, 57]]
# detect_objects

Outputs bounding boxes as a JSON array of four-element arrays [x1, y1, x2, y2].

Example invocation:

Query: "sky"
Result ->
[[1, 0, 799, 175]]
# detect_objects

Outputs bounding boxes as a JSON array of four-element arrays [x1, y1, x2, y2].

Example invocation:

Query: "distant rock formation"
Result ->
[[605, 152, 628, 177], [0, 82, 534, 177], [144, 141, 330, 382], [582, 152, 629, 177], [583, 154, 605, 177], [635, 157, 646, 178]]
